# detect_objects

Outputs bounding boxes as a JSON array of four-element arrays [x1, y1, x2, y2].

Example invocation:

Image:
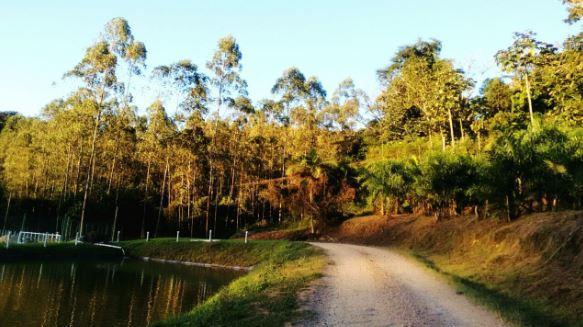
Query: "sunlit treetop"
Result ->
[[563, 0, 583, 24]]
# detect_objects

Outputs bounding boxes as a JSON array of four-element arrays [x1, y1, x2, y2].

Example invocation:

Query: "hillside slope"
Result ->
[[251, 211, 583, 325], [325, 211, 583, 326]]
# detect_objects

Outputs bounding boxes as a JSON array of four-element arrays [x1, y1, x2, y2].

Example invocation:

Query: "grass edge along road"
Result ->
[[410, 252, 574, 327]]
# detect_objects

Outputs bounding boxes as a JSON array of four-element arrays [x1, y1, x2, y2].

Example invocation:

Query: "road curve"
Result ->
[[304, 243, 507, 327]]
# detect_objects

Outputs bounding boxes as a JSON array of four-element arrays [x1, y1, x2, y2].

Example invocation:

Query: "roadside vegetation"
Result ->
[[323, 211, 583, 326]]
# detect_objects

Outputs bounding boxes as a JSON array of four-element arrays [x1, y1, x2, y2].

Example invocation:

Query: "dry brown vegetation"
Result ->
[[338, 212, 583, 325], [251, 211, 583, 325]]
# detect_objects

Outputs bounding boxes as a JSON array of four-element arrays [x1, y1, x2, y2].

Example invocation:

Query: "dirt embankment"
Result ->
[[330, 212, 583, 322]]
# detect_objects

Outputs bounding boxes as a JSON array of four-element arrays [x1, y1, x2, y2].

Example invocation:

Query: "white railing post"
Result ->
[[209, 230, 213, 242], [5, 231, 10, 249], [75, 232, 79, 246], [43, 233, 48, 247], [245, 231, 248, 244], [176, 231, 180, 243], [116, 230, 120, 243], [146, 231, 150, 242]]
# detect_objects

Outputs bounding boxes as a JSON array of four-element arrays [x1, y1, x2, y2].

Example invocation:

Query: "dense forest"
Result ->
[[0, 1, 581, 241]]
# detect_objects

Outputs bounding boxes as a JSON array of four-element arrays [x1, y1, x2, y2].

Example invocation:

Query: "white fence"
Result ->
[[1, 230, 62, 247], [17, 231, 62, 244]]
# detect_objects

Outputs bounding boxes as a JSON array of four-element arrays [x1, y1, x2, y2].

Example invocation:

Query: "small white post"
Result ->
[[245, 231, 248, 244], [74, 232, 79, 246], [209, 230, 213, 242], [43, 233, 48, 248], [146, 231, 150, 242], [176, 231, 180, 243], [116, 230, 120, 243], [5, 231, 10, 249]]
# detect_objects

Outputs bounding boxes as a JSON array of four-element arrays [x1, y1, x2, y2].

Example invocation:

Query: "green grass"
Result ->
[[411, 251, 573, 327], [121, 239, 326, 327], [0, 242, 123, 261], [121, 238, 304, 267]]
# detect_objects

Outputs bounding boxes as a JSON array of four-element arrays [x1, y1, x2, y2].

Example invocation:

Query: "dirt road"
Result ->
[[305, 243, 507, 326]]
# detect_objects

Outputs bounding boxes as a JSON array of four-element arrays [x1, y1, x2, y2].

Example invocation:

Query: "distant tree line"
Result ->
[[0, 5, 580, 239]]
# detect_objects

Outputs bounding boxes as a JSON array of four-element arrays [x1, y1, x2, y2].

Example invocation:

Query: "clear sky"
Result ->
[[0, 0, 579, 116]]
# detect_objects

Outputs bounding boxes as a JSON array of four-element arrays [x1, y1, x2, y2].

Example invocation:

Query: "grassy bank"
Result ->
[[0, 242, 123, 261], [323, 211, 583, 326], [121, 239, 326, 326]]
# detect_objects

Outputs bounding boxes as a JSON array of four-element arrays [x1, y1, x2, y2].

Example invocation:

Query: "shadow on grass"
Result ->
[[411, 252, 571, 327]]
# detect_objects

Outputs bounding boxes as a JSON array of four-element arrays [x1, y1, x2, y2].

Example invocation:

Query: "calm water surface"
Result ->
[[0, 260, 243, 327]]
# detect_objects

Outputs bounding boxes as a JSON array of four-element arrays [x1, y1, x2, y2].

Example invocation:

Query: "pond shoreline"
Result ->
[[121, 239, 326, 326], [139, 255, 253, 271], [2, 239, 326, 326], [0, 242, 123, 262]]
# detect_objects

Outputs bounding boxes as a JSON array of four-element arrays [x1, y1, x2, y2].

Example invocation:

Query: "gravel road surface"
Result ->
[[305, 243, 508, 327]]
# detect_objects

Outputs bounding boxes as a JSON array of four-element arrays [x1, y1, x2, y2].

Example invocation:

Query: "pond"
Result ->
[[0, 259, 243, 327]]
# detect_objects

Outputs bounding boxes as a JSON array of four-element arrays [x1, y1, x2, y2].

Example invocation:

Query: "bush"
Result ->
[[363, 124, 582, 220], [486, 125, 581, 219], [415, 153, 481, 218]]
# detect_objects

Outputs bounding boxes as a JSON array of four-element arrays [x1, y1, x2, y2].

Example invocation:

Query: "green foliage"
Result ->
[[374, 39, 472, 142], [0, 111, 17, 132], [0, 12, 580, 239], [563, 0, 583, 24], [363, 124, 582, 220], [364, 159, 417, 214], [416, 153, 481, 216], [486, 125, 582, 218]]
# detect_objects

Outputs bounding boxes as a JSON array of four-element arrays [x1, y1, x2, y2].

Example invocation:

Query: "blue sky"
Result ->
[[0, 0, 578, 116]]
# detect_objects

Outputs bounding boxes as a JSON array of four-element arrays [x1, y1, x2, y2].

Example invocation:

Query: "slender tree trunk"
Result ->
[[440, 128, 446, 151], [155, 154, 169, 237], [56, 150, 72, 232], [187, 162, 192, 237], [111, 186, 120, 242], [205, 165, 213, 234], [214, 177, 223, 231], [524, 73, 534, 125], [447, 108, 455, 147], [3, 193, 11, 230], [459, 118, 464, 142], [141, 158, 151, 238], [167, 164, 172, 219], [394, 198, 400, 215], [79, 92, 104, 237], [107, 157, 116, 195], [189, 166, 197, 238], [62, 149, 72, 200], [88, 150, 97, 195], [74, 143, 83, 194], [205, 85, 222, 235], [505, 195, 512, 223], [380, 197, 384, 216]]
